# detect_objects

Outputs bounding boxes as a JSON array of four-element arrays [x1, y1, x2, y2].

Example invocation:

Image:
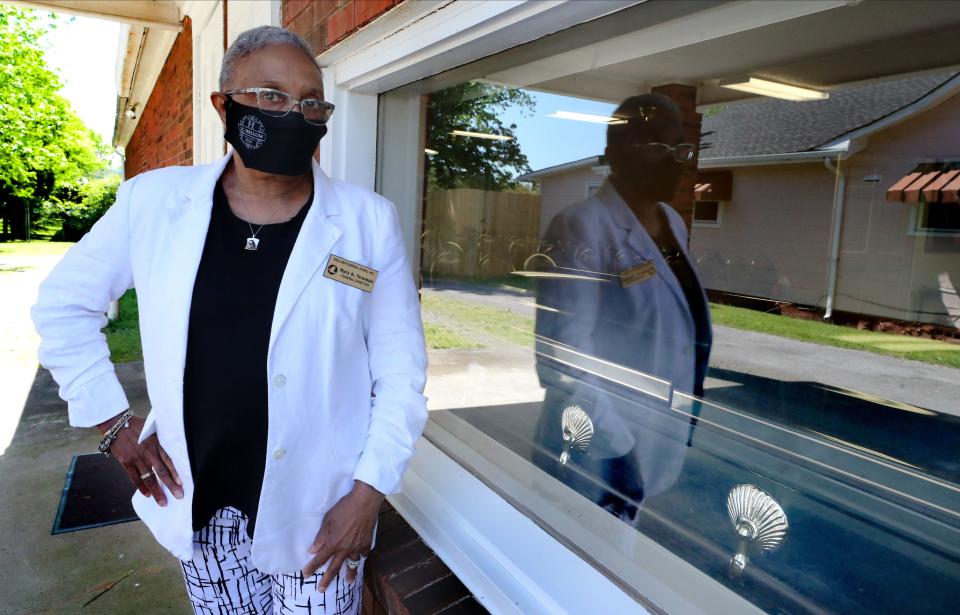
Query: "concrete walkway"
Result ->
[[0, 248, 190, 614], [0, 249, 66, 455]]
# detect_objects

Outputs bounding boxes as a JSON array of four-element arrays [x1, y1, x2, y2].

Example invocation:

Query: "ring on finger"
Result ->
[[345, 558, 361, 570], [140, 471, 154, 481]]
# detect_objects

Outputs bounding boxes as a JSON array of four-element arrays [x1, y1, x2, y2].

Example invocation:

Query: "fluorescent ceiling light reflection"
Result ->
[[424, 148, 438, 155], [720, 77, 829, 101], [450, 130, 512, 141], [548, 111, 621, 124]]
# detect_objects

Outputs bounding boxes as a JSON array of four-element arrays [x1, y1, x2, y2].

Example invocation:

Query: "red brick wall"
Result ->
[[651, 83, 702, 236], [363, 501, 483, 615], [282, 0, 403, 55], [124, 17, 193, 178]]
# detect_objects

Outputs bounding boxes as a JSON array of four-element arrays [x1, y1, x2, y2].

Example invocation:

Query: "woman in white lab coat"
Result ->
[[31, 26, 427, 614]]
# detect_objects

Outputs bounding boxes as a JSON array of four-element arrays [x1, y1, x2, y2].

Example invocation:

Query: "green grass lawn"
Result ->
[[0, 240, 71, 274], [423, 322, 481, 349], [0, 240, 73, 257], [420, 293, 960, 368], [30, 219, 65, 241], [711, 303, 960, 369], [102, 289, 481, 361], [104, 289, 142, 363], [421, 293, 535, 347], [99, 286, 959, 369], [0, 265, 31, 274]]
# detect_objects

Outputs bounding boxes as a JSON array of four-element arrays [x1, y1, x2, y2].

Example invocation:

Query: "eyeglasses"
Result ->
[[224, 87, 335, 126], [622, 142, 696, 163]]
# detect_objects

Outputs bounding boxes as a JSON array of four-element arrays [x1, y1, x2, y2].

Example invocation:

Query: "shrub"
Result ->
[[54, 174, 121, 241]]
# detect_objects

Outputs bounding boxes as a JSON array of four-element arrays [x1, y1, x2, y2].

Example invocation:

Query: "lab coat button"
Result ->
[[273, 448, 286, 460], [273, 374, 286, 387]]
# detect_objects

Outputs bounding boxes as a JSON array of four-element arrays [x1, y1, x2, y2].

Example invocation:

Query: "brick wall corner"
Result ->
[[282, 0, 403, 56], [124, 16, 194, 178]]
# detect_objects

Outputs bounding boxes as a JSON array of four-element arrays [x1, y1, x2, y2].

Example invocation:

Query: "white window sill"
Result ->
[[389, 414, 761, 615]]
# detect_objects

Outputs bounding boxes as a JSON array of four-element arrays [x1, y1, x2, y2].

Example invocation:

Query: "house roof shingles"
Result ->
[[700, 70, 959, 159]]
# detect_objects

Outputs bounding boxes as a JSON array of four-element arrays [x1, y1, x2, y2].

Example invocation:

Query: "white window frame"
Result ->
[[185, 0, 282, 166], [693, 199, 724, 228], [908, 201, 960, 237], [188, 0, 226, 166]]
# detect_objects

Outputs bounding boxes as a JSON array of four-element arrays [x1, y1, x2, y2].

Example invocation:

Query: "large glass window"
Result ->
[[378, 2, 960, 612]]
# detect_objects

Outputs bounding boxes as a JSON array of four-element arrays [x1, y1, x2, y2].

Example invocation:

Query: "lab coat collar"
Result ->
[[595, 180, 662, 260], [269, 157, 343, 351], [181, 150, 340, 217], [595, 180, 691, 312], [596, 180, 639, 233]]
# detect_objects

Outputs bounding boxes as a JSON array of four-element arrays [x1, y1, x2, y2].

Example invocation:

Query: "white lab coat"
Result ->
[[534, 181, 710, 497], [31, 152, 428, 574]]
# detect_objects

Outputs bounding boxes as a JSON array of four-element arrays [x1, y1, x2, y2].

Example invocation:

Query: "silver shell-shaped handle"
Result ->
[[559, 405, 593, 465], [726, 484, 788, 579]]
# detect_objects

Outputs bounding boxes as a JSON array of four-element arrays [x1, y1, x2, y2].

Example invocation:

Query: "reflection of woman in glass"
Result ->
[[532, 94, 712, 522]]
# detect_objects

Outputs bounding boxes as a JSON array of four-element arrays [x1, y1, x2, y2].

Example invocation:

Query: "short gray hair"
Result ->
[[219, 26, 321, 91]]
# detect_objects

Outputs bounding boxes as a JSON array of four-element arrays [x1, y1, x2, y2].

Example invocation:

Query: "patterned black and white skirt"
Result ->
[[179, 506, 364, 615]]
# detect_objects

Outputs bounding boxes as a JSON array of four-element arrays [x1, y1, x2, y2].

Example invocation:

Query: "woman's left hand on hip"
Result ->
[[302, 480, 385, 588]]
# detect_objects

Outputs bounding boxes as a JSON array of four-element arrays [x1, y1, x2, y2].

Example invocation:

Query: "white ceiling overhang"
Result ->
[[10, 0, 181, 30], [478, 0, 960, 106], [9, 1, 184, 148]]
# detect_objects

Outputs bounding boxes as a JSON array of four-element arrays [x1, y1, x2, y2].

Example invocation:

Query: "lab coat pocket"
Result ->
[[332, 414, 370, 462], [326, 277, 364, 333]]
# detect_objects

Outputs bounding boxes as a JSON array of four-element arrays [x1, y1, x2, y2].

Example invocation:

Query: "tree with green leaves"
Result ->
[[425, 82, 535, 191], [0, 5, 109, 240]]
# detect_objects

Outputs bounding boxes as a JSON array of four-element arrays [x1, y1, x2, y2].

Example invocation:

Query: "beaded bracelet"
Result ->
[[98, 408, 135, 457]]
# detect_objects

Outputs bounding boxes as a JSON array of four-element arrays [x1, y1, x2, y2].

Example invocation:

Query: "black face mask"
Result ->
[[224, 97, 327, 176], [609, 151, 684, 203]]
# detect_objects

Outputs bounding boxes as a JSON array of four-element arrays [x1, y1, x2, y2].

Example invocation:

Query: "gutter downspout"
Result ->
[[823, 155, 846, 321]]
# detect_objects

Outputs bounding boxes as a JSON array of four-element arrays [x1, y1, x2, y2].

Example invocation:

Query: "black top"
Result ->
[[183, 179, 312, 539], [649, 207, 712, 397]]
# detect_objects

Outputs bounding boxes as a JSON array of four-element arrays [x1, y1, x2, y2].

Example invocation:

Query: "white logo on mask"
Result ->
[[238, 115, 266, 150]]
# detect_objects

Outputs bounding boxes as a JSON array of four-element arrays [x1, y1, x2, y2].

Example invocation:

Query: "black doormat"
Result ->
[[52, 453, 140, 534]]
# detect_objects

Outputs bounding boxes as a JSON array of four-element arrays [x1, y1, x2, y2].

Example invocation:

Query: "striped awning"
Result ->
[[694, 171, 732, 200], [886, 167, 960, 203]]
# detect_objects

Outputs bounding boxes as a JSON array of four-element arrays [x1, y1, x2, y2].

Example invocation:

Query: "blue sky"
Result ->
[[40, 13, 123, 144], [499, 91, 617, 173]]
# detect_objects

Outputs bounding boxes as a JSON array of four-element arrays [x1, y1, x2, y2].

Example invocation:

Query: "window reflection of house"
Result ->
[[521, 71, 960, 328]]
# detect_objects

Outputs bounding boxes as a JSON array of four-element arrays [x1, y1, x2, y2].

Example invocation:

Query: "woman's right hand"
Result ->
[[96, 413, 184, 506]]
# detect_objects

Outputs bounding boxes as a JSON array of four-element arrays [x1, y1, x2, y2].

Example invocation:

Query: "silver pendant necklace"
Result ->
[[232, 172, 304, 251], [233, 173, 267, 251]]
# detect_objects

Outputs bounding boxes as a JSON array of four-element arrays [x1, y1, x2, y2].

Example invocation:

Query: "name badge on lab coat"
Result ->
[[619, 261, 657, 288], [323, 254, 378, 292]]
